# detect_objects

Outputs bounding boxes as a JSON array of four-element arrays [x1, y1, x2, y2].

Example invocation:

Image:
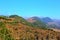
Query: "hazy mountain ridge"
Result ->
[[27, 16, 60, 29], [27, 16, 47, 29]]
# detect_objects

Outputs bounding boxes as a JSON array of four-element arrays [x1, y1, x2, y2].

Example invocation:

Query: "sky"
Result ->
[[0, 0, 60, 19]]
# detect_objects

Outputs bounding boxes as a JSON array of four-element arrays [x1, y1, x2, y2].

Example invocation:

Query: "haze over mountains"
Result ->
[[27, 16, 60, 29]]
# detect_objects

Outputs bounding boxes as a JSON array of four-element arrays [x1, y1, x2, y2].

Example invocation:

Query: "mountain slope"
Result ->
[[0, 15, 60, 40], [27, 17, 47, 29], [41, 17, 53, 23]]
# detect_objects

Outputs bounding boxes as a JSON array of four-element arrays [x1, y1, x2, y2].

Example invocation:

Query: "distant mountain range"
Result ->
[[27, 16, 60, 29]]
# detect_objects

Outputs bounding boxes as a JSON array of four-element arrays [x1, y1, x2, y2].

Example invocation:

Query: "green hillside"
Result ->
[[0, 15, 60, 40]]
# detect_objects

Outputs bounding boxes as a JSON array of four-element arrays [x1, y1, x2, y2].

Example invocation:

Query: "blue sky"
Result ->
[[0, 0, 60, 19]]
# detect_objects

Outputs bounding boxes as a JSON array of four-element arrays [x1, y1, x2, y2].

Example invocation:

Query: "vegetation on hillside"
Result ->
[[0, 15, 60, 40], [0, 22, 14, 40]]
